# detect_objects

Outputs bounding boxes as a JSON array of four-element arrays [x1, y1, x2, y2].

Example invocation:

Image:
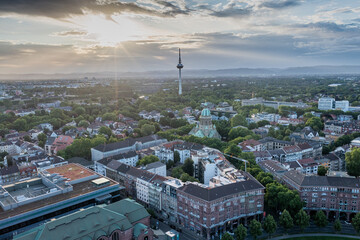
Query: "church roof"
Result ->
[[201, 108, 211, 117]]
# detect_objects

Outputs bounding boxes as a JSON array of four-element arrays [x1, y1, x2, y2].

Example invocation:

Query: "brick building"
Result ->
[[176, 172, 264, 240], [282, 170, 360, 221]]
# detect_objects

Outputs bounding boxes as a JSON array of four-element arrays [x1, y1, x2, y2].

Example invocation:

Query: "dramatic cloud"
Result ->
[[210, 7, 251, 18], [0, 0, 359, 75], [260, 0, 301, 9], [0, 0, 185, 19]]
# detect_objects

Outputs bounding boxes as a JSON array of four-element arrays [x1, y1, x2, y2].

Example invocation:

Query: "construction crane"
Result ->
[[223, 153, 249, 172]]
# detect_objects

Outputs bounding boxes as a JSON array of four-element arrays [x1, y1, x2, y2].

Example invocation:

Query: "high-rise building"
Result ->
[[335, 100, 349, 112], [318, 97, 335, 110], [177, 48, 183, 95], [318, 97, 349, 112]]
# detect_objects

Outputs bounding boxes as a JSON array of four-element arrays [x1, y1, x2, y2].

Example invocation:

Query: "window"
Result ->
[[112, 232, 120, 240]]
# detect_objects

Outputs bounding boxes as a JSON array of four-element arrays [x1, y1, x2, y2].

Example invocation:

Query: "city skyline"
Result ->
[[0, 0, 360, 74]]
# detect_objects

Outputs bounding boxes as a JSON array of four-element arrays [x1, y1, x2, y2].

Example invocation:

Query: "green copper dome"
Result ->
[[201, 108, 211, 117]]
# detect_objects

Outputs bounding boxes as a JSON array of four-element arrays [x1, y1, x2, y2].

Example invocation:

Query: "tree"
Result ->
[[171, 166, 184, 179], [37, 133, 47, 142], [13, 118, 27, 131], [182, 158, 194, 176], [334, 219, 342, 233], [263, 215, 276, 238], [317, 165, 327, 176], [228, 127, 253, 140], [180, 173, 199, 182], [305, 117, 323, 132], [314, 210, 328, 228], [346, 148, 360, 178], [221, 232, 234, 240], [74, 106, 86, 115], [23, 135, 32, 142], [249, 219, 262, 240], [166, 160, 174, 169], [352, 213, 360, 233], [174, 151, 180, 164], [279, 210, 293, 232], [137, 155, 159, 166], [265, 183, 304, 216], [295, 209, 310, 232], [234, 224, 247, 240], [78, 120, 89, 128], [99, 126, 112, 137], [230, 114, 247, 127], [141, 124, 155, 136]]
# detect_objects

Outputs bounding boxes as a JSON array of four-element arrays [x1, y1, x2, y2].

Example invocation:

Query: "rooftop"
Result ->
[[178, 172, 264, 201], [0, 174, 119, 222], [46, 163, 95, 182], [283, 170, 360, 188], [93, 135, 164, 152]]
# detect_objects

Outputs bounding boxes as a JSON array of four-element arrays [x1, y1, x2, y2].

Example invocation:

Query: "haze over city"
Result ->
[[2, 1, 360, 240], [1, 0, 360, 75]]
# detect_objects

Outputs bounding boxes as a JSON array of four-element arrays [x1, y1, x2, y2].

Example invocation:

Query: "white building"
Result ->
[[174, 148, 191, 164], [154, 147, 174, 162], [0, 141, 21, 155], [318, 97, 349, 112], [143, 161, 167, 177], [137, 177, 151, 204], [38, 123, 54, 132], [335, 100, 349, 112], [200, 159, 219, 185], [251, 112, 281, 123], [318, 97, 335, 110]]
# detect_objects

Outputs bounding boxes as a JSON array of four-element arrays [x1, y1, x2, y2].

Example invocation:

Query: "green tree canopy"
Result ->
[[137, 155, 159, 166], [180, 173, 199, 182], [78, 120, 89, 128], [234, 224, 247, 240], [346, 148, 360, 178], [230, 114, 247, 128], [314, 210, 328, 228], [279, 210, 293, 232], [171, 166, 184, 179], [174, 151, 180, 163], [305, 117, 323, 132], [295, 209, 310, 232], [352, 213, 360, 233], [221, 232, 234, 240], [140, 124, 155, 136], [334, 219, 342, 233], [99, 126, 112, 137], [249, 219, 262, 240], [13, 118, 27, 131], [182, 158, 194, 176], [263, 215, 277, 238], [74, 106, 86, 115], [317, 165, 328, 176]]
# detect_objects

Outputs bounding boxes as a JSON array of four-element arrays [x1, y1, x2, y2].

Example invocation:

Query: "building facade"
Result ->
[[177, 173, 264, 240]]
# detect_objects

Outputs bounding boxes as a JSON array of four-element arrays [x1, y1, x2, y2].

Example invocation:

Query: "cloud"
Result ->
[[260, 0, 301, 9], [296, 21, 360, 34], [210, 7, 251, 18], [2, 27, 360, 75], [0, 0, 187, 19], [54, 30, 88, 36], [0, 0, 304, 20]]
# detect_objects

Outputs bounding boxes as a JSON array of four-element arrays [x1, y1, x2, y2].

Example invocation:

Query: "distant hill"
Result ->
[[1, 65, 359, 80]]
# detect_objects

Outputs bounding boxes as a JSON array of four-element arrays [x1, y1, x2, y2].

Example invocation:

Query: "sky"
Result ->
[[0, 0, 360, 74]]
